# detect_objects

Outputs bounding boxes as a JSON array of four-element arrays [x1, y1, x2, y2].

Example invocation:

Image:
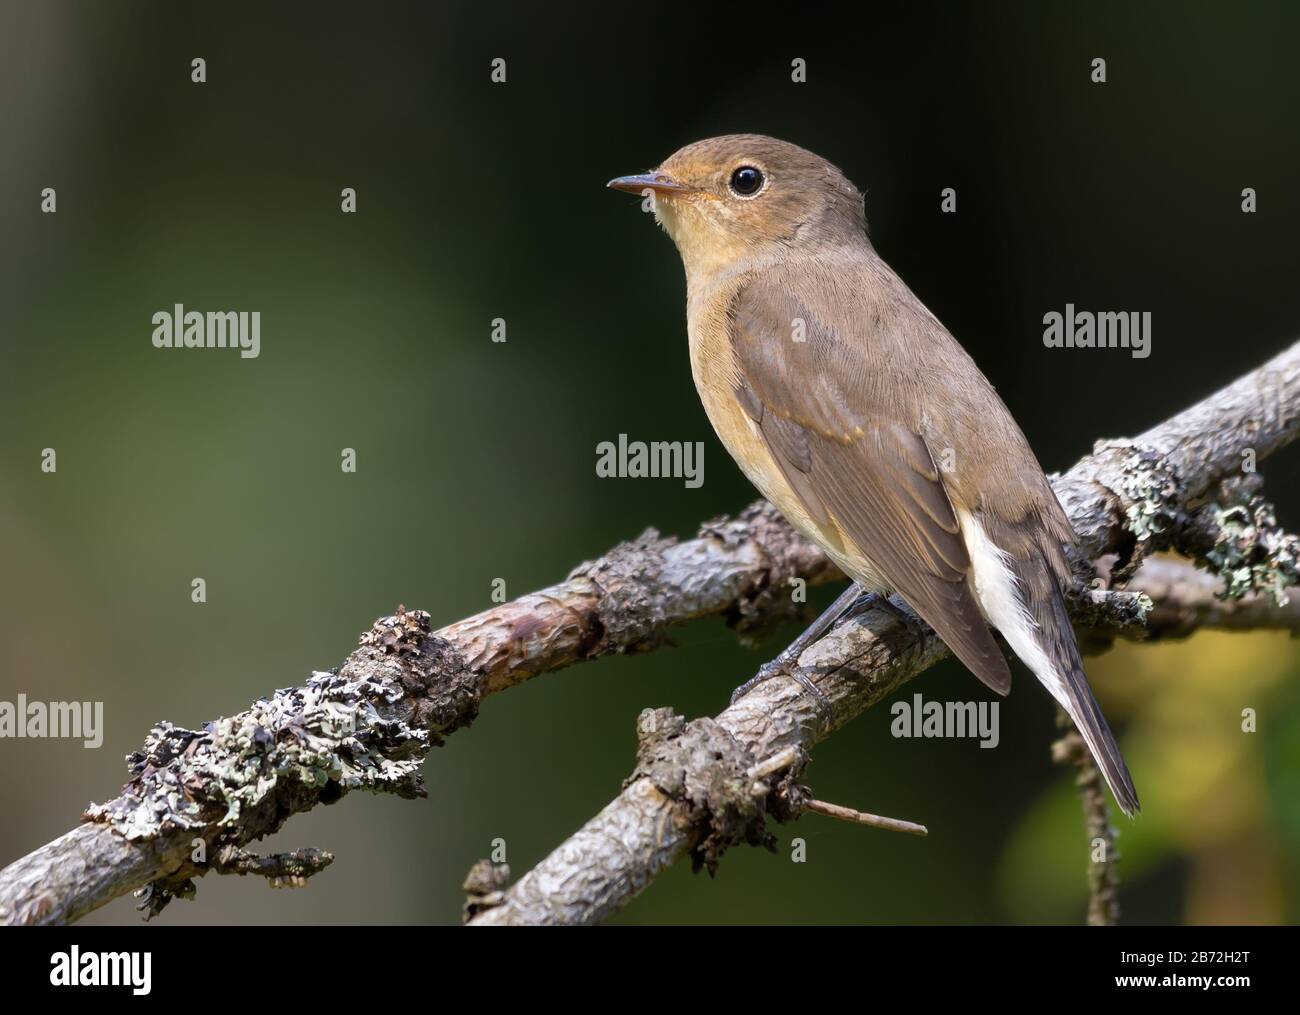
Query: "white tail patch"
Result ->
[[956, 508, 1070, 711]]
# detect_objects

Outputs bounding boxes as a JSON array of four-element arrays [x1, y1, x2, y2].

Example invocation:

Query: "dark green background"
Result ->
[[1, 0, 1298, 924]]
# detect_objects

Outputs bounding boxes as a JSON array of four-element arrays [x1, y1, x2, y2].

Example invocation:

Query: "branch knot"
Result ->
[[568, 530, 675, 656], [353, 605, 480, 741], [628, 708, 787, 873]]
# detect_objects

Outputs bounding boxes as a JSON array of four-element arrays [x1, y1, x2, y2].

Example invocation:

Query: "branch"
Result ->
[[0, 505, 836, 924], [466, 339, 1300, 926], [1122, 554, 1300, 639], [3, 341, 1299, 926]]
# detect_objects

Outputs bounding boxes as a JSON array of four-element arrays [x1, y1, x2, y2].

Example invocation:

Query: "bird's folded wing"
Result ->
[[730, 278, 1012, 694]]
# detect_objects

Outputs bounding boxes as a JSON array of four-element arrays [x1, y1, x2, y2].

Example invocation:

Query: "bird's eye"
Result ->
[[729, 165, 765, 197]]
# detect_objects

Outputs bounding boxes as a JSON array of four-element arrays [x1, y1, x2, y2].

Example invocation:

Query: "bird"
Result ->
[[607, 134, 1139, 817]]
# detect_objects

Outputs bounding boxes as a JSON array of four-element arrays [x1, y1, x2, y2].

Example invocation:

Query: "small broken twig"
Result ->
[[802, 798, 929, 837]]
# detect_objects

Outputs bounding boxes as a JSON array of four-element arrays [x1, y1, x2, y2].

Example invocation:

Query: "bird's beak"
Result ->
[[606, 172, 692, 196]]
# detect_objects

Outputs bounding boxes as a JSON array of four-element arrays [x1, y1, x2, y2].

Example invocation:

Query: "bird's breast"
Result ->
[[685, 281, 779, 495], [685, 284, 888, 591]]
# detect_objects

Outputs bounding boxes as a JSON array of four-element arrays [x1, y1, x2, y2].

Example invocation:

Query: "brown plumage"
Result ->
[[608, 134, 1139, 816]]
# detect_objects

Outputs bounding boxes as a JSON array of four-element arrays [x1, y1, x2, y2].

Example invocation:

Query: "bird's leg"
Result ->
[[730, 582, 881, 712]]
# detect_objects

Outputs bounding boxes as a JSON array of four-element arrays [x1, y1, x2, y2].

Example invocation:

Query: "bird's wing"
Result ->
[[729, 275, 1012, 695]]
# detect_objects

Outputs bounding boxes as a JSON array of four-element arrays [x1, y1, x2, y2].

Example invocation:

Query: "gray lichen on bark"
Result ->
[[1107, 444, 1182, 547], [85, 672, 429, 841], [1089, 445, 1299, 606], [85, 605, 476, 913], [1202, 495, 1299, 604]]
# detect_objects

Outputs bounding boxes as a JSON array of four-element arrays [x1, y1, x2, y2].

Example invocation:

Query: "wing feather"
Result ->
[[729, 280, 1012, 694]]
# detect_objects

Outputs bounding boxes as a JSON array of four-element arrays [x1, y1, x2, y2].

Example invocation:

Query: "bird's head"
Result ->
[[608, 134, 867, 278]]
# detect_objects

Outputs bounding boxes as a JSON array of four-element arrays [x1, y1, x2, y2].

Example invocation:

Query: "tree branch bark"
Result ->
[[0, 505, 834, 924], [3, 340, 1299, 926], [466, 340, 1300, 926]]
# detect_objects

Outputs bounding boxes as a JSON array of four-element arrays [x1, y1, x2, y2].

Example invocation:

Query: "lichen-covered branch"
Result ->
[[1053, 339, 1300, 567], [1116, 555, 1300, 641], [468, 340, 1300, 926], [4, 340, 1300, 926], [0, 505, 837, 925]]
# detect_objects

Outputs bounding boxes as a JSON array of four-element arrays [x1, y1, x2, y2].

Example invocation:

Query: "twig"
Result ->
[[1052, 716, 1121, 926], [211, 846, 334, 889], [1125, 555, 1300, 639], [802, 799, 928, 837]]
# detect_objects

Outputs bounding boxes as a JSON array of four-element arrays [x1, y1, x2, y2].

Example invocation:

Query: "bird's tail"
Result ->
[[1020, 567, 1141, 817], [960, 510, 1140, 817]]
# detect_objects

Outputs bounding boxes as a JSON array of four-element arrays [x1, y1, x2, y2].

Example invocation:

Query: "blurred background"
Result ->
[[1, 0, 1298, 925]]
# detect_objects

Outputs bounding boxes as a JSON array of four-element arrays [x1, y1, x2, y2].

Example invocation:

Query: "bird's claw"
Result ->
[[729, 657, 834, 727]]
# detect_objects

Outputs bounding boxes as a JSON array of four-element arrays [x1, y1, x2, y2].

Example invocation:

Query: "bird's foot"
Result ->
[[727, 582, 881, 725], [730, 654, 834, 727]]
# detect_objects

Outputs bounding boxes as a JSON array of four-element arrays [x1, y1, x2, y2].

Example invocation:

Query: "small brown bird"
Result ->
[[608, 134, 1139, 816]]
